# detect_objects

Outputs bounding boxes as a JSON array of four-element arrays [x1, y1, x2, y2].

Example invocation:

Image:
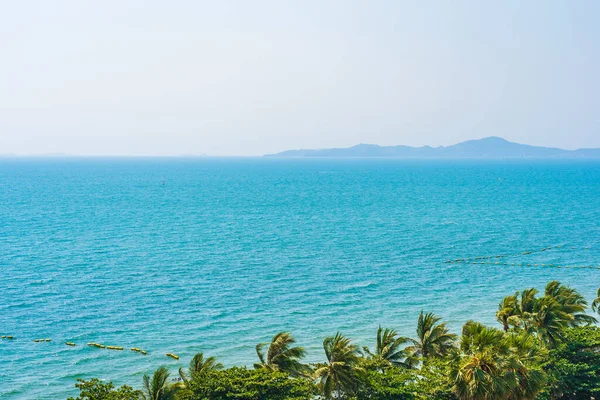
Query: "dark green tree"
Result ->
[[352, 367, 419, 400], [179, 367, 316, 400], [354, 358, 456, 400], [67, 378, 140, 400], [539, 326, 600, 399]]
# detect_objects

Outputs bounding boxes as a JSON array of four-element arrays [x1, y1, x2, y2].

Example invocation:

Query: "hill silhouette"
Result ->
[[265, 137, 600, 158]]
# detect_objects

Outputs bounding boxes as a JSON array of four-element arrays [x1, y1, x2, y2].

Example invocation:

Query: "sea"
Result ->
[[1, 157, 599, 399]]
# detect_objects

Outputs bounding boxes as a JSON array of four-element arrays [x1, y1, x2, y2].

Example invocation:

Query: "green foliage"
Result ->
[[450, 321, 547, 400], [592, 288, 600, 315], [352, 367, 419, 400], [353, 362, 456, 400], [415, 359, 457, 400], [254, 332, 308, 376], [65, 281, 600, 400], [141, 366, 180, 400], [538, 326, 600, 399], [404, 312, 457, 367], [497, 293, 520, 332], [178, 352, 223, 388], [363, 326, 411, 369], [178, 367, 316, 400], [496, 281, 597, 347], [544, 281, 597, 326], [67, 378, 140, 400], [314, 333, 363, 399]]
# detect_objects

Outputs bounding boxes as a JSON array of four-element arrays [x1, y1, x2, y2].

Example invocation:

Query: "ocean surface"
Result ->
[[1, 158, 600, 399]]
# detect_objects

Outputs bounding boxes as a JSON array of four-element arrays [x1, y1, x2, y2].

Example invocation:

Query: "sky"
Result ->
[[1, 1, 599, 156]]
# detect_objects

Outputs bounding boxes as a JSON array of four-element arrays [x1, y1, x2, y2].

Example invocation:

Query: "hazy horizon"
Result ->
[[1, 1, 599, 156], [3, 135, 600, 158]]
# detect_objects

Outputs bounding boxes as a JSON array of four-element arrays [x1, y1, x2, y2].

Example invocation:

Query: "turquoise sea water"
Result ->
[[1, 158, 600, 399]]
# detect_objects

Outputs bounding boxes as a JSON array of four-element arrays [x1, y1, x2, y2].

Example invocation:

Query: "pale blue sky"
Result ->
[[1, 1, 599, 155]]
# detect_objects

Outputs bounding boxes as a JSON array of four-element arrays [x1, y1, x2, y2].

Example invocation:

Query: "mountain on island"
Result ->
[[265, 137, 600, 158]]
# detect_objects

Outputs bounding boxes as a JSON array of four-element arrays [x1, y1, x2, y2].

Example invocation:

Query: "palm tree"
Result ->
[[518, 288, 539, 321], [141, 366, 179, 400], [496, 282, 596, 346], [496, 289, 536, 333], [362, 326, 410, 369], [451, 321, 514, 400], [592, 288, 600, 314], [314, 333, 363, 400], [544, 281, 597, 326], [497, 293, 519, 332], [405, 312, 457, 367], [254, 332, 307, 376], [497, 288, 539, 332], [451, 321, 546, 400], [499, 288, 571, 346], [526, 296, 573, 346], [503, 331, 548, 400], [178, 352, 223, 387]]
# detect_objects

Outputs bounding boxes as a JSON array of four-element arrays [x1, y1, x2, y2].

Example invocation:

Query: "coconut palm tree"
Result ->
[[178, 352, 223, 387], [544, 281, 597, 326], [497, 293, 520, 332], [141, 366, 179, 400], [592, 288, 600, 315], [526, 296, 573, 346], [362, 326, 410, 369], [451, 321, 546, 400], [405, 312, 457, 367], [254, 332, 307, 376], [518, 288, 539, 318], [499, 288, 570, 346], [496, 282, 596, 346], [497, 288, 539, 332], [314, 333, 363, 400]]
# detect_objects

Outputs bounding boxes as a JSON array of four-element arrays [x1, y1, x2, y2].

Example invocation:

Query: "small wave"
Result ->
[[340, 281, 378, 292], [440, 219, 457, 225], [29, 279, 54, 286]]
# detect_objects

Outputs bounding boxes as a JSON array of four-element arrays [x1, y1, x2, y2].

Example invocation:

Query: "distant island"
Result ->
[[265, 137, 600, 158]]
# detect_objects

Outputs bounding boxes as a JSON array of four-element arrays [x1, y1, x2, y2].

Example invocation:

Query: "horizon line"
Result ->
[[3, 136, 600, 158]]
